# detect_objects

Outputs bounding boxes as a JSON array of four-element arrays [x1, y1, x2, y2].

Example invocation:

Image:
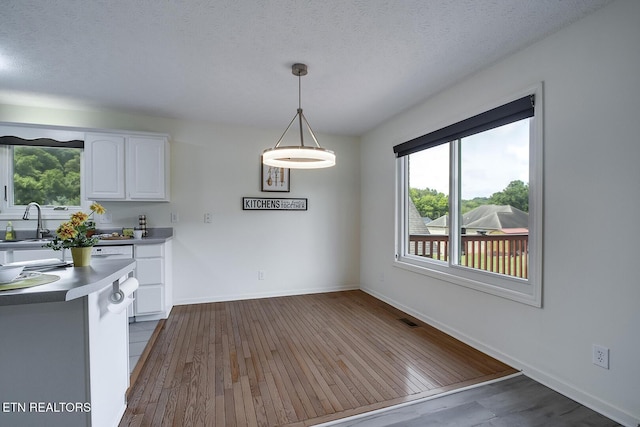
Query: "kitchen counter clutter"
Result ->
[[0, 259, 137, 427], [0, 227, 173, 250], [95, 227, 173, 246]]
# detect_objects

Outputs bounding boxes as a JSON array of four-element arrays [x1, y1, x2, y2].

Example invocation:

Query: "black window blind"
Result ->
[[393, 94, 534, 158], [0, 136, 84, 149]]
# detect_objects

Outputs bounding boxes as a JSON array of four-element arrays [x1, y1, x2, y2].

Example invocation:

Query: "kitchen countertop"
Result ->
[[95, 227, 173, 246], [0, 227, 173, 249], [0, 258, 136, 306]]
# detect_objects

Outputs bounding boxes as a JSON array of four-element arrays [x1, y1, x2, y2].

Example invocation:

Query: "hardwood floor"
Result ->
[[120, 290, 516, 426]]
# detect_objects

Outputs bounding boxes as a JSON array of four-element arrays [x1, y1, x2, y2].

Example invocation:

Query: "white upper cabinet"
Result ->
[[85, 132, 169, 201], [126, 136, 168, 200], [85, 133, 126, 199]]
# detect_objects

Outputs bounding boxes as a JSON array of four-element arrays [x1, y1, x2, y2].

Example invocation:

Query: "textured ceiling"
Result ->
[[0, 0, 611, 136]]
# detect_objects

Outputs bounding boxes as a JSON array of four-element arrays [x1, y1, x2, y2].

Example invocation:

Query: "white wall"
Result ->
[[360, 0, 639, 425], [0, 106, 361, 302]]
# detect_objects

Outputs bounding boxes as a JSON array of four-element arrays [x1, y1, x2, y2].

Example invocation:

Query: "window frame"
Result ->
[[0, 125, 90, 220], [394, 84, 543, 307]]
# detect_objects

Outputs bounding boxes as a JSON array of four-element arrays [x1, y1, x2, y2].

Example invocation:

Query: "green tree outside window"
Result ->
[[13, 146, 81, 206]]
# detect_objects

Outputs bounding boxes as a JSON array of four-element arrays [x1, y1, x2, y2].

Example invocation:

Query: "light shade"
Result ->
[[262, 63, 336, 170], [262, 146, 336, 169]]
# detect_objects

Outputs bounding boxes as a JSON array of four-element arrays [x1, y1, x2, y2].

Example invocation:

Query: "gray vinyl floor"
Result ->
[[322, 374, 621, 427], [128, 320, 159, 374]]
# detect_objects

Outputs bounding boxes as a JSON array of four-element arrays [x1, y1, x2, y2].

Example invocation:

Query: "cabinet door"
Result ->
[[87, 288, 129, 426], [126, 136, 168, 200], [135, 285, 164, 314], [135, 244, 163, 258], [85, 133, 126, 199], [135, 257, 164, 284]]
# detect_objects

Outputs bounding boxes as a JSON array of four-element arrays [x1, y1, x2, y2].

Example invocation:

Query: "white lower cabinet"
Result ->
[[133, 241, 172, 320]]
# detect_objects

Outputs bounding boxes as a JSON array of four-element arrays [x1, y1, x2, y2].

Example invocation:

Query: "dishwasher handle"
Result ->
[[91, 245, 134, 258]]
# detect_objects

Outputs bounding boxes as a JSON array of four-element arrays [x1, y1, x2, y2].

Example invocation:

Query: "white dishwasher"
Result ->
[[92, 244, 134, 259]]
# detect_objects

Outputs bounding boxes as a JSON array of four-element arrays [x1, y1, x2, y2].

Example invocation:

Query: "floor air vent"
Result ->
[[398, 318, 418, 328]]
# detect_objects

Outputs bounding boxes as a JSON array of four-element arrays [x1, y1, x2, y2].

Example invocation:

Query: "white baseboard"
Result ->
[[361, 286, 639, 427], [173, 284, 360, 306]]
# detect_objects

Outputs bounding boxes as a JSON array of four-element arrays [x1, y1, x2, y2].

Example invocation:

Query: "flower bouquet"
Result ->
[[45, 202, 106, 266]]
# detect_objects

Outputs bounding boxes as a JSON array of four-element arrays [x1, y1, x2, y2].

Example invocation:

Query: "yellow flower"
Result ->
[[90, 202, 106, 215], [45, 204, 107, 251], [70, 211, 88, 226], [57, 222, 78, 240]]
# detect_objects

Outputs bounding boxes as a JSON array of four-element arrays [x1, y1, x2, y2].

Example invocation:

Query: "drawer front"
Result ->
[[135, 285, 164, 314], [135, 258, 164, 284], [135, 244, 164, 258]]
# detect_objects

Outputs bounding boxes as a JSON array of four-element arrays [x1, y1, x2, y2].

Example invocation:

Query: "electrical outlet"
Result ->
[[258, 270, 266, 280], [592, 344, 609, 369], [171, 212, 179, 223], [204, 212, 212, 223]]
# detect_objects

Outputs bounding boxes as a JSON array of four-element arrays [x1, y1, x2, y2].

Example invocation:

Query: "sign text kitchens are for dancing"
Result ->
[[243, 197, 308, 211]]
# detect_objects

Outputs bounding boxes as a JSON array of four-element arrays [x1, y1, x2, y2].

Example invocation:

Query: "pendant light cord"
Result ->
[[297, 72, 304, 146], [298, 72, 302, 110]]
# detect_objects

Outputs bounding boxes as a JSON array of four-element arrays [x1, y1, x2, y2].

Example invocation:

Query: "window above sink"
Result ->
[[0, 122, 90, 220], [0, 125, 90, 219]]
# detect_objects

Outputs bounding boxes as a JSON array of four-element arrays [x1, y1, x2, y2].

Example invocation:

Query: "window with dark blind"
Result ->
[[394, 86, 543, 306]]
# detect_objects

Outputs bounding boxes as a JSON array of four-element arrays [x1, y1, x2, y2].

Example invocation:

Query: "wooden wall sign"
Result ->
[[242, 197, 307, 211]]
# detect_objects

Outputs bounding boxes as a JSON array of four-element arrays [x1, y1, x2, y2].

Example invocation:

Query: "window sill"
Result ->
[[393, 257, 542, 307]]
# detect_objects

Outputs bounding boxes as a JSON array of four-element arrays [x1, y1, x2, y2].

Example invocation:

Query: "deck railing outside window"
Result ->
[[409, 234, 529, 279]]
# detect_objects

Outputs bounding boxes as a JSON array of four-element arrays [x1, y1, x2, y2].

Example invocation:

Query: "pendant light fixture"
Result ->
[[262, 63, 336, 169]]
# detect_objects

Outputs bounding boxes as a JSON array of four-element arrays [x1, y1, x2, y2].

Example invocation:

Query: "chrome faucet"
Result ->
[[23, 202, 50, 239]]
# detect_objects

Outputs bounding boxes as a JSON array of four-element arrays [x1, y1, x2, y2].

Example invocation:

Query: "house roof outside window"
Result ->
[[426, 205, 529, 235]]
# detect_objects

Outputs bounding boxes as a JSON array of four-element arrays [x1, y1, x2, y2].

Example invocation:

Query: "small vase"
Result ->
[[71, 247, 92, 267]]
